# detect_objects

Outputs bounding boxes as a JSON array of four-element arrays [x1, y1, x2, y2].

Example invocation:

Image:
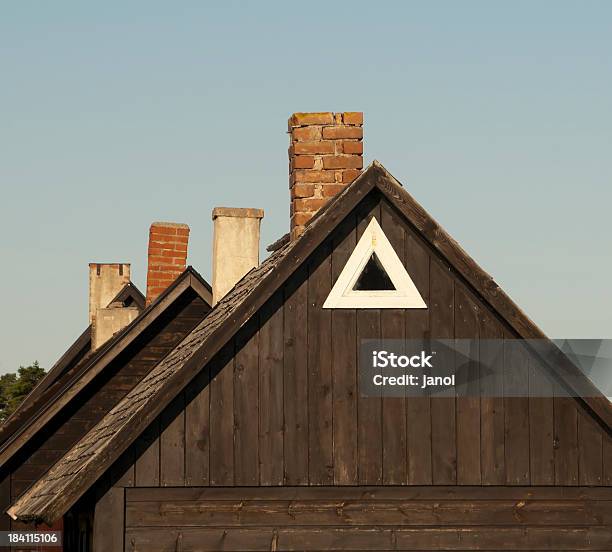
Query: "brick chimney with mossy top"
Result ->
[[288, 112, 363, 240]]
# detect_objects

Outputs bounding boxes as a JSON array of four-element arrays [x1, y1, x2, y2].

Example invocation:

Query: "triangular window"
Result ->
[[353, 253, 395, 291], [323, 217, 427, 309]]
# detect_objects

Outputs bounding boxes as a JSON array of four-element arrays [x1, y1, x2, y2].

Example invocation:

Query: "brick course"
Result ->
[[288, 112, 363, 239], [146, 222, 190, 305]]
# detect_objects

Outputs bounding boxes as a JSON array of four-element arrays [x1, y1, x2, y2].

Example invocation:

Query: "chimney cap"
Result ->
[[150, 221, 189, 228], [212, 207, 264, 220], [88, 262, 130, 267]]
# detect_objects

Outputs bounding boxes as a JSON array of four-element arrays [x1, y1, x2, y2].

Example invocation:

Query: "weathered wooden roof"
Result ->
[[0, 268, 211, 472], [8, 161, 611, 524], [266, 232, 289, 252]]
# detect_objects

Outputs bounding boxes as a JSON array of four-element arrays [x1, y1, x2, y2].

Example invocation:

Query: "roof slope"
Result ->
[[0, 268, 211, 472], [9, 162, 611, 524]]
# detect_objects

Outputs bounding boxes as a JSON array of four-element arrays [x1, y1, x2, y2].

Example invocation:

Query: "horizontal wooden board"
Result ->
[[126, 499, 612, 528], [124, 526, 612, 551], [126, 486, 612, 502]]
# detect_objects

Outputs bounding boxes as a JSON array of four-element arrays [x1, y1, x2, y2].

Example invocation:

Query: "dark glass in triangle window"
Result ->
[[353, 253, 396, 291]]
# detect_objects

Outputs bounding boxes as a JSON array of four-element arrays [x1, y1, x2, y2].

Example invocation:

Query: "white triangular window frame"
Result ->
[[323, 217, 427, 309]]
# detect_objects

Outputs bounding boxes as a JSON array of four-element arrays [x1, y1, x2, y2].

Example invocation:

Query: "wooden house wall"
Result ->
[[1, 289, 210, 533], [107, 191, 611, 491]]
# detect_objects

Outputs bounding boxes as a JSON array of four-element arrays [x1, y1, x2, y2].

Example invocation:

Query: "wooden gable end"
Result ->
[[105, 189, 611, 493]]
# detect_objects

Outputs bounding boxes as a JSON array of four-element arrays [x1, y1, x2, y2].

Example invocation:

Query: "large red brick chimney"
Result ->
[[288, 112, 363, 240], [146, 222, 190, 305]]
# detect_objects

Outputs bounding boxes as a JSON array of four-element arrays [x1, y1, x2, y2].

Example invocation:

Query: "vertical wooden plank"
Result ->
[[357, 195, 382, 485], [503, 334, 530, 485], [234, 317, 260, 486], [429, 258, 456, 485], [405, 230, 432, 485], [0, 475, 9, 533], [479, 310, 505, 485], [357, 308, 382, 485], [160, 394, 185, 486], [380, 201, 407, 485], [604, 434, 612, 485], [529, 355, 555, 485], [209, 344, 234, 486], [380, 308, 407, 484], [578, 408, 603, 485], [93, 487, 124, 552], [283, 268, 309, 485], [134, 418, 160, 487], [259, 291, 284, 486], [185, 367, 210, 486], [331, 214, 358, 485], [554, 385, 579, 485], [454, 283, 481, 485], [110, 447, 135, 488], [308, 239, 334, 485]]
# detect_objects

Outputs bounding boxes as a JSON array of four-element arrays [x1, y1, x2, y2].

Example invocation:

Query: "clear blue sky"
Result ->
[[1, 1, 611, 374]]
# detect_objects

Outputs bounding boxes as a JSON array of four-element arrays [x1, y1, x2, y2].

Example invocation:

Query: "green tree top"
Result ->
[[0, 362, 46, 424]]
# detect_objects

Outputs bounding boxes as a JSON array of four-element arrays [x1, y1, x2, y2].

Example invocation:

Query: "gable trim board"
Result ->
[[8, 161, 611, 525], [323, 216, 427, 309], [0, 267, 211, 473], [0, 283, 145, 450]]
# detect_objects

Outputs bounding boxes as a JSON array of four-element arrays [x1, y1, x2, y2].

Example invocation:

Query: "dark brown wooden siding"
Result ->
[[119, 486, 612, 551], [3, 289, 210, 529], [111, 191, 611, 490]]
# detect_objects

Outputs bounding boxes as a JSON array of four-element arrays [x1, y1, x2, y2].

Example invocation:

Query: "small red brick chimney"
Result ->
[[288, 112, 363, 240], [146, 222, 190, 305]]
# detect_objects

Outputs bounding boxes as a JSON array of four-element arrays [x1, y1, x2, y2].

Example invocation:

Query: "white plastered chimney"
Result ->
[[211, 207, 264, 304], [88, 263, 139, 350]]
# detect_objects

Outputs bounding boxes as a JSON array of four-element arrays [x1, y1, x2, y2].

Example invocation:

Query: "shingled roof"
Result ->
[[9, 161, 611, 524]]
